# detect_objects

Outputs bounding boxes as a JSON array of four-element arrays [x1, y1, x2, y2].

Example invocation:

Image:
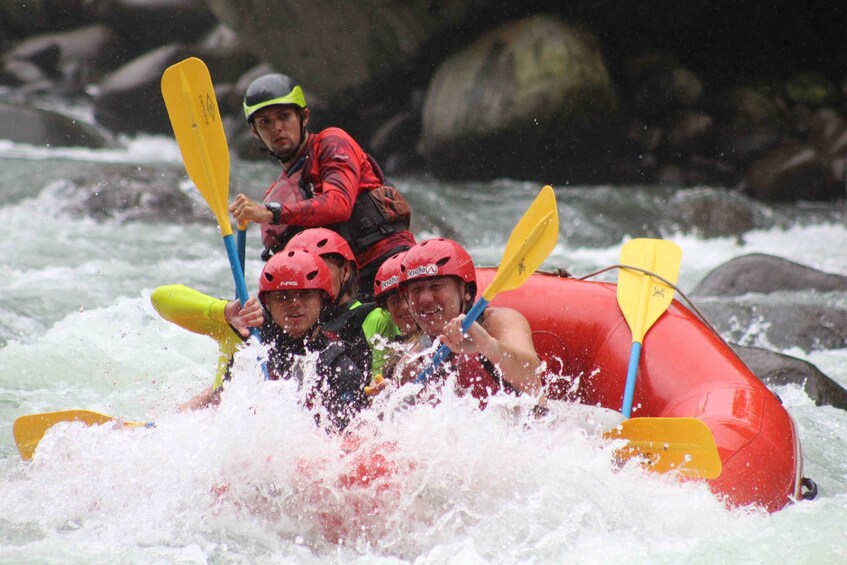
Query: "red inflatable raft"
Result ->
[[476, 268, 805, 512]]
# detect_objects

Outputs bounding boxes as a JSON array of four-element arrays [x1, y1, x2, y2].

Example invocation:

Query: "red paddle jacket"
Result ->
[[262, 127, 414, 267]]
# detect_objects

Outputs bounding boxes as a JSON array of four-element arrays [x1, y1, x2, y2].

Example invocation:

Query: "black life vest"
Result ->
[[321, 300, 376, 378]]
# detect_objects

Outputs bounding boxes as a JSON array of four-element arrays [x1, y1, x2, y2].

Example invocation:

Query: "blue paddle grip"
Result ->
[[415, 298, 490, 384], [621, 342, 642, 418]]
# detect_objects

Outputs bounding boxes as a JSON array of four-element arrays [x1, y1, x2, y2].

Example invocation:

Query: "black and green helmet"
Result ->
[[243, 73, 307, 123]]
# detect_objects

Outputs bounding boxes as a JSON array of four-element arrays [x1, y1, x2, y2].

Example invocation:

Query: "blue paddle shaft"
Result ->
[[237, 228, 246, 276], [223, 234, 251, 307], [223, 233, 268, 379], [621, 342, 642, 418], [415, 297, 489, 384]]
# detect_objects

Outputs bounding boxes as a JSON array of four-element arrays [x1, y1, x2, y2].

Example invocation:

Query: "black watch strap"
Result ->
[[266, 202, 282, 225]]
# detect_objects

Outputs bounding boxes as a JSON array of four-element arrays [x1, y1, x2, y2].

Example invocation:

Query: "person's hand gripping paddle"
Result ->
[[415, 185, 559, 383]]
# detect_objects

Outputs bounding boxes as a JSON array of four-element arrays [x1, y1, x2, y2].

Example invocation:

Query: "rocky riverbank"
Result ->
[[2, 0, 847, 201]]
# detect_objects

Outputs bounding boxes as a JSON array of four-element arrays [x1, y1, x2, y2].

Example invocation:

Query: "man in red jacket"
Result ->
[[230, 73, 416, 300]]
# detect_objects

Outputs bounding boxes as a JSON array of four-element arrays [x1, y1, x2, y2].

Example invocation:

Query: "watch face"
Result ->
[[266, 202, 282, 224]]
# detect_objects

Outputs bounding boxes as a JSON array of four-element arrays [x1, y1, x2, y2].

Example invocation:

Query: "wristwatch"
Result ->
[[266, 202, 282, 225]]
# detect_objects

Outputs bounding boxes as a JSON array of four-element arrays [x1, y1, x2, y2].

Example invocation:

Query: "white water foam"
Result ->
[[2, 145, 846, 561]]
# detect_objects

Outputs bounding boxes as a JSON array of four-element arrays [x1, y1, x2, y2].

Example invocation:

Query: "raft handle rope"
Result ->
[[569, 264, 725, 343], [800, 477, 819, 500]]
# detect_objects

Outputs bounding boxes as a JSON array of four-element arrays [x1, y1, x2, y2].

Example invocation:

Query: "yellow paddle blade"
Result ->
[[481, 185, 559, 301], [617, 238, 682, 343], [13, 410, 147, 461], [605, 417, 722, 479], [161, 57, 232, 237]]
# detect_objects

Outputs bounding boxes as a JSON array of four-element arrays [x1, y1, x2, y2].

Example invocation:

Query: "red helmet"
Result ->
[[373, 251, 407, 305], [400, 238, 476, 286], [258, 248, 335, 303], [285, 228, 355, 263]]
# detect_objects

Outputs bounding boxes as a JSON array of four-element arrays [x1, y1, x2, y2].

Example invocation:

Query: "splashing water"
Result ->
[[1, 138, 846, 562]]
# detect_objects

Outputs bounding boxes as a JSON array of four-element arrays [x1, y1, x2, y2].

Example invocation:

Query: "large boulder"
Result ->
[[3, 24, 122, 91], [193, 24, 259, 84], [59, 163, 212, 224], [734, 345, 847, 410], [0, 101, 117, 148], [665, 189, 755, 238], [95, 0, 218, 57], [625, 53, 703, 118], [696, 296, 847, 353], [205, 0, 482, 109], [418, 15, 617, 182], [692, 255, 847, 353], [91, 26, 259, 135], [693, 253, 847, 296], [92, 44, 192, 134], [741, 142, 835, 201]]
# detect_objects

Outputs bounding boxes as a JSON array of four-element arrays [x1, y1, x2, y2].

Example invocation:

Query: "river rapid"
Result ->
[[0, 136, 846, 564]]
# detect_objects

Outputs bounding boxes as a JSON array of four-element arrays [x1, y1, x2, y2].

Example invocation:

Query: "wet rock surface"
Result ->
[[734, 345, 847, 410], [2, 1, 847, 196], [693, 253, 847, 297]]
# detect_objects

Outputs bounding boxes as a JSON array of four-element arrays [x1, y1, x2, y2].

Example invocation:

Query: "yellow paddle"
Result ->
[[13, 410, 151, 461], [617, 238, 682, 417], [161, 57, 265, 378], [605, 417, 722, 479], [611, 238, 722, 479], [160, 58, 255, 330], [416, 185, 559, 383]]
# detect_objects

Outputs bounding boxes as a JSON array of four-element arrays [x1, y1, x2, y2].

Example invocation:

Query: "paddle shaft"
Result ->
[[621, 342, 642, 417], [224, 234, 251, 306], [237, 227, 246, 276], [621, 267, 652, 416]]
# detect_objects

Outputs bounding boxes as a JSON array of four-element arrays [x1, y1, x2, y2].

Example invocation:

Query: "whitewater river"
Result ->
[[0, 136, 846, 564]]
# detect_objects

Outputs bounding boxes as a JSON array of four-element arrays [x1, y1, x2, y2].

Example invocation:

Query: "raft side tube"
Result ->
[[476, 269, 802, 511]]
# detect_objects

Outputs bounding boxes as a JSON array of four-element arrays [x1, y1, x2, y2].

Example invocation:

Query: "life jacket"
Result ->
[[260, 326, 368, 431], [260, 156, 311, 256], [303, 339, 369, 431], [430, 308, 517, 408], [321, 299, 376, 377], [261, 130, 411, 260], [448, 352, 516, 408]]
